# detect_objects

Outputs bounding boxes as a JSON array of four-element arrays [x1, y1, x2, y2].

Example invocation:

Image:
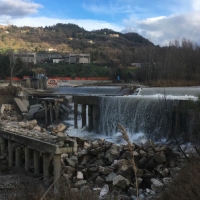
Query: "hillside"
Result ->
[[0, 23, 154, 64]]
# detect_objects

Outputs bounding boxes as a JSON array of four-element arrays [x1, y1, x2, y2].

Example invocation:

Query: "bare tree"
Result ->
[[7, 50, 24, 86]]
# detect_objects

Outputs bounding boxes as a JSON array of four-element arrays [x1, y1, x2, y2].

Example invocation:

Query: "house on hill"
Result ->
[[36, 52, 63, 63], [14, 52, 36, 64], [65, 53, 90, 64]]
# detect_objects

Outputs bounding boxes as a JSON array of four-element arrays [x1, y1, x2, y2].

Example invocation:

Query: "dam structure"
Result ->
[[26, 85, 200, 141], [71, 86, 200, 142]]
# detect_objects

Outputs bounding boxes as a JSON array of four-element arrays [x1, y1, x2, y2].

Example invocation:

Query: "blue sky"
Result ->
[[0, 0, 200, 45]]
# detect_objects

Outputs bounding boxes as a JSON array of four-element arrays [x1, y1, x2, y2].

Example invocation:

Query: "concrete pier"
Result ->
[[34, 150, 40, 174], [43, 153, 51, 185], [88, 105, 93, 132], [0, 137, 6, 154], [74, 103, 78, 129], [49, 102, 53, 123], [44, 101, 48, 124], [25, 147, 31, 171], [93, 105, 98, 130], [73, 96, 99, 132], [8, 140, 13, 167], [15, 147, 22, 167], [81, 104, 86, 128], [41, 98, 64, 124], [53, 154, 61, 193], [55, 102, 60, 121]]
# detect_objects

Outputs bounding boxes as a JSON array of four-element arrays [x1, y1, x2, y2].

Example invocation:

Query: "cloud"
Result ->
[[191, 0, 200, 10], [9, 16, 123, 32], [82, 2, 132, 15], [123, 11, 200, 45], [0, 0, 42, 17]]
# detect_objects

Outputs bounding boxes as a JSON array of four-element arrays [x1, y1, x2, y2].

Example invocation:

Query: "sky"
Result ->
[[0, 0, 200, 45]]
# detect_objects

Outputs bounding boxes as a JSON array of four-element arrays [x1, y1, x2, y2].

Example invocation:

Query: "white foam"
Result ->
[[66, 124, 147, 145], [130, 94, 198, 100]]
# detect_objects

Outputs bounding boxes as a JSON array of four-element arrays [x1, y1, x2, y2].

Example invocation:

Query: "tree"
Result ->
[[0, 53, 9, 79], [7, 50, 24, 86]]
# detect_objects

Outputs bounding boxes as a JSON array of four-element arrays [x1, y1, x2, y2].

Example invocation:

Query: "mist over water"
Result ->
[[66, 125, 147, 145]]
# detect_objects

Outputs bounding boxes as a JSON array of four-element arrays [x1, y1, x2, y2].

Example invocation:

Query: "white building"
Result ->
[[53, 58, 65, 63]]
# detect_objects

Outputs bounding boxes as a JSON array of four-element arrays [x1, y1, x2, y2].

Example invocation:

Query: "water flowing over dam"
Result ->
[[71, 86, 200, 143], [98, 96, 176, 140], [138, 86, 200, 97]]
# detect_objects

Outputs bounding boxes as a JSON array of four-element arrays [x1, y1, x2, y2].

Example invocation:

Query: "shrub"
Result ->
[[161, 156, 200, 200]]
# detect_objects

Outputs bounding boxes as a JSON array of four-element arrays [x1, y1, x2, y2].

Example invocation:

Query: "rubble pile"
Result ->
[[0, 116, 72, 148], [61, 138, 187, 200]]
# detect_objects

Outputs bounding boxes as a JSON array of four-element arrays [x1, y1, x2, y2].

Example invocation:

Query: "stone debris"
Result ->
[[113, 175, 130, 188], [151, 178, 164, 193], [58, 138, 187, 199], [100, 184, 109, 197]]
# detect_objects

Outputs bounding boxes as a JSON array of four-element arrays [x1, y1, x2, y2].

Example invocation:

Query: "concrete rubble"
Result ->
[[0, 117, 72, 148]]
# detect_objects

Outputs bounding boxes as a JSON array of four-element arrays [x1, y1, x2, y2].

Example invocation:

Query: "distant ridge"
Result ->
[[0, 23, 154, 64]]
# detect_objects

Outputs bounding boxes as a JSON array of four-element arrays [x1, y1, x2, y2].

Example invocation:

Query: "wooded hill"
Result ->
[[0, 23, 154, 64]]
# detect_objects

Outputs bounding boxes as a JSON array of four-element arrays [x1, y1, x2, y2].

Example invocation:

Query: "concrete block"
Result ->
[[14, 98, 28, 113], [22, 99, 29, 109]]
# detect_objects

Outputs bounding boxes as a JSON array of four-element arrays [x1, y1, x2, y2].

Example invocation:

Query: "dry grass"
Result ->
[[118, 123, 139, 200], [161, 156, 200, 200]]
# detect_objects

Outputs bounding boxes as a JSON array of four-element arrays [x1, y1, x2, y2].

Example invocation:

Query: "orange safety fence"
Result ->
[[48, 77, 110, 81], [6, 76, 110, 81], [5, 77, 22, 81]]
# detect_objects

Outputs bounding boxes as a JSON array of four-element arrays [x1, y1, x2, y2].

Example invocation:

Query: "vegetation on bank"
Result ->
[[34, 63, 110, 78], [33, 63, 136, 81], [0, 52, 136, 82], [133, 39, 200, 85]]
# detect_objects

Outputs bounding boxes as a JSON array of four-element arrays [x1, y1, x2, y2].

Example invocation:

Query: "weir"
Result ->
[[98, 96, 178, 140], [73, 94, 199, 141], [53, 86, 132, 96], [73, 96, 99, 131], [138, 87, 200, 96], [27, 86, 200, 141]]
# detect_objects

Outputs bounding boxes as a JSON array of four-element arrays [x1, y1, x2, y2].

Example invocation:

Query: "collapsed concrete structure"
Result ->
[[0, 118, 77, 192]]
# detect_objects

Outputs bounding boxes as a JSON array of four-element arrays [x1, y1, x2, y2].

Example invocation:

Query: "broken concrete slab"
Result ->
[[22, 99, 29, 109], [14, 98, 28, 113], [28, 104, 41, 117]]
